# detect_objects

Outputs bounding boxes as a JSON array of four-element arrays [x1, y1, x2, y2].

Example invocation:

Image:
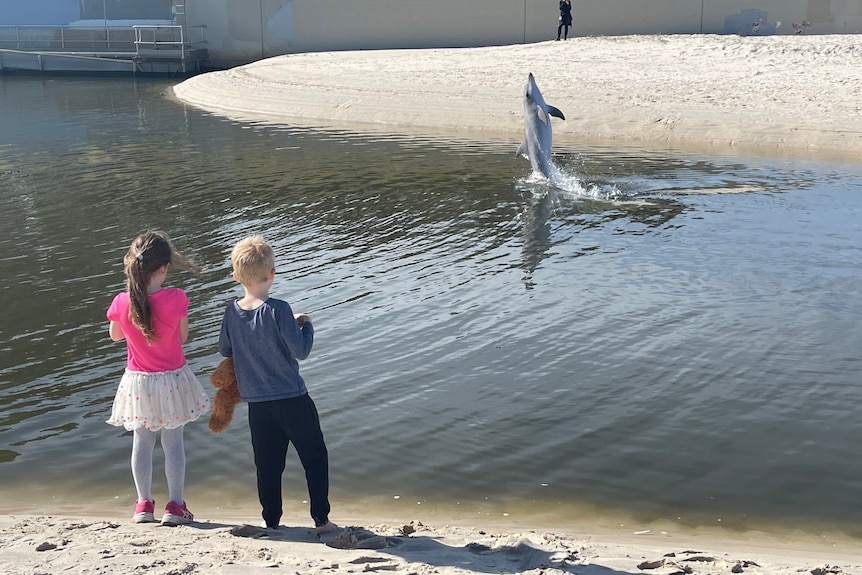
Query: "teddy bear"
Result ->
[[208, 357, 241, 433]]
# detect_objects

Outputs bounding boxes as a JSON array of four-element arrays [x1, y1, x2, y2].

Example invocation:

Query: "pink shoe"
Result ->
[[161, 500, 194, 526], [132, 499, 156, 523]]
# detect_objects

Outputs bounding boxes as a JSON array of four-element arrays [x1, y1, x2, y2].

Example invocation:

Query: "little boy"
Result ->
[[218, 235, 337, 534]]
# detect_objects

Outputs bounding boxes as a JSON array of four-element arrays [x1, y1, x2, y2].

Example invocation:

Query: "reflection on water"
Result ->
[[514, 185, 689, 288], [1, 76, 862, 538]]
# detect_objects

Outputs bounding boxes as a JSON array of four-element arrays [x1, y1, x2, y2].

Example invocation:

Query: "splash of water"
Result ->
[[519, 159, 624, 201]]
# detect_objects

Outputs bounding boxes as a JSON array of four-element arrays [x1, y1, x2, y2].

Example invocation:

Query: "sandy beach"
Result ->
[[172, 34, 862, 157], [2, 510, 861, 575]]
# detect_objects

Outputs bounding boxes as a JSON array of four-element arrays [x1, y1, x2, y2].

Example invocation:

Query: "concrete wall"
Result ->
[[185, 0, 862, 68], [703, 0, 862, 34], [4, 0, 862, 67], [576, 0, 702, 35], [187, 0, 554, 66]]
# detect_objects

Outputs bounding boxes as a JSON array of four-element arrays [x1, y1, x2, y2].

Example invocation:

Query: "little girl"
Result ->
[[106, 230, 211, 525]]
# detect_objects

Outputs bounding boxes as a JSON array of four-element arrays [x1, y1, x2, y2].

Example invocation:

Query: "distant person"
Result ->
[[218, 235, 337, 535], [106, 230, 210, 525], [557, 0, 573, 40]]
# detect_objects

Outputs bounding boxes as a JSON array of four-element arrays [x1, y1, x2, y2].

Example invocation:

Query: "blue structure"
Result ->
[[0, 0, 203, 74], [0, 1, 80, 25], [0, 0, 172, 26]]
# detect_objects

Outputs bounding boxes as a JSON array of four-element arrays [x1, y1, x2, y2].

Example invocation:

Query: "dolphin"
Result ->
[[516, 73, 565, 178]]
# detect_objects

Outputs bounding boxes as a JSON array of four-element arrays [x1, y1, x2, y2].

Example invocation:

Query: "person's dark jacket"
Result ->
[[559, 1, 572, 25]]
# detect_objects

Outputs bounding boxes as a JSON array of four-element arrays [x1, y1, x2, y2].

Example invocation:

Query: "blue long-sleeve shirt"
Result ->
[[218, 297, 314, 403]]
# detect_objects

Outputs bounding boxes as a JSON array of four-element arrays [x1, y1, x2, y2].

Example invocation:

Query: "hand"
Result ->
[[294, 313, 311, 327]]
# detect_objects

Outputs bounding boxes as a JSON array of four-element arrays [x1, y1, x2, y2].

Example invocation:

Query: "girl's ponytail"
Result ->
[[122, 231, 193, 343]]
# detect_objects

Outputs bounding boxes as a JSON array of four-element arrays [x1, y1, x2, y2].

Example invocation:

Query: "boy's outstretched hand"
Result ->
[[294, 313, 311, 327]]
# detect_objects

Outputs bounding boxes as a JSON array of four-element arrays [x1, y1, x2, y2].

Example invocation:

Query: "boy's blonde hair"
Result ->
[[231, 236, 275, 286]]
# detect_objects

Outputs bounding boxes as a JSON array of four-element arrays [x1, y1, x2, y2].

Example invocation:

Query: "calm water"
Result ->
[[1, 76, 860, 537]]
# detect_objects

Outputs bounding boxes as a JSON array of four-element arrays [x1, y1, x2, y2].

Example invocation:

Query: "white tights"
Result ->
[[131, 426, 186, 505]]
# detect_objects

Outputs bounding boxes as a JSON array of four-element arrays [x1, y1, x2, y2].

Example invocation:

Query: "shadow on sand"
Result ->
[[230, 523, 639, 575]]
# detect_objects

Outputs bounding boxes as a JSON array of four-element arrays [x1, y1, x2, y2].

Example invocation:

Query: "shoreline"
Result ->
[[172, 35, 862, 159], [4, 480, 862, 544]]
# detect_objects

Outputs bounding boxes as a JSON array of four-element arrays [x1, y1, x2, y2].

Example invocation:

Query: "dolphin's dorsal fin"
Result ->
[[536, 108, 549, 126], [516, 140, 527, 157], [547, 105, 566, 120]]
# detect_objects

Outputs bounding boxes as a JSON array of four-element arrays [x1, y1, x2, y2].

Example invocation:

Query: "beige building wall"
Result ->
[[576, 0, 702, 35], [185, 0, 862, 68]]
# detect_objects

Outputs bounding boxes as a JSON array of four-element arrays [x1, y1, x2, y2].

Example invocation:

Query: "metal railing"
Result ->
[[133, 25, 206, 60], [0, 25, 133, 51], [0, 24, 206, 58]]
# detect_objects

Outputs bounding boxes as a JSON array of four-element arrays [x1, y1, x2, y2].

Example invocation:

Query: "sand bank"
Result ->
[[172, 34, 862, 157]]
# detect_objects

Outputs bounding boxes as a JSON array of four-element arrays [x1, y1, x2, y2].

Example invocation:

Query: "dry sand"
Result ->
[[6, 34, 860, 575], [172, 34, 862, 158], [2, 512, 861, 575]]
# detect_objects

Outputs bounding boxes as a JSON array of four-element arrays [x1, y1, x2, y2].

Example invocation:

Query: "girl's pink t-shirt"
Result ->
[[107, 287, 189, 372]]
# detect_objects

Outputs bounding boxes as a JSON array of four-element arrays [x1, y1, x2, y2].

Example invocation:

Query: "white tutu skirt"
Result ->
[[107, 364, 211, 432]]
